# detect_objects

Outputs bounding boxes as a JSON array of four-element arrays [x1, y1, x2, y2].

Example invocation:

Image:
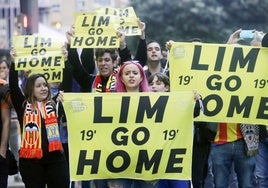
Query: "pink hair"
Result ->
[[116, 61, 150, 92]]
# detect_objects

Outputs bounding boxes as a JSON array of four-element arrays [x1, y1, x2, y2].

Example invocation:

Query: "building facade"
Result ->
[[0, 0, 129, 51], [0, 0, 20, 49]]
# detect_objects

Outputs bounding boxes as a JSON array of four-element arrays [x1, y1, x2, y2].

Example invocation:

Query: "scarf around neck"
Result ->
[[92, 68, 119, 93], [19, 101, 63, 159]]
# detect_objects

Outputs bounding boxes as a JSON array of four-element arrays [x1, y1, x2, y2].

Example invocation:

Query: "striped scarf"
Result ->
[[19, 101, 63, 159], [92, 67, 119, 93]]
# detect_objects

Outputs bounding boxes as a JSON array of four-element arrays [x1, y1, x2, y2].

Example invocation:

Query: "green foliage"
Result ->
[[129, 0, 268, 49]]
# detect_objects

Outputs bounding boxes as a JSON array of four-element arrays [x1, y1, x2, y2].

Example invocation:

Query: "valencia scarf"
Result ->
[[19, 101, 63, 159], [240, 124, 259, 156], [92, 67, 119, 93]]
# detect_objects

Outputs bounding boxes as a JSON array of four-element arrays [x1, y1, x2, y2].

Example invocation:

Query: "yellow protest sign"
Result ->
[[63, 92, 194, 181], [13, 35, 65, 70], [169, 42, 268, 124], [95, 7, 141, 36], [71, 13, 120, 48], [29, 68, 63, 83]]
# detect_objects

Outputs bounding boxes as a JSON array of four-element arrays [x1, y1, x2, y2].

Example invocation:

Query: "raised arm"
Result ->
[[80, 48, 95, 75], [59, 43, 74, 92], [261, 33, 268, 47], [118, 27, 132, 64], [119, 19, 147, 66], [133, 19, 147, 67], [67, 44, 95, 92], [66, 26, 95, 92], [9, 48, 25, 129]]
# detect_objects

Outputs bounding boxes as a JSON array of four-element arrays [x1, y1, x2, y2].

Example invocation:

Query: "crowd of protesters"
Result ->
[[1, 13, 268, 188]]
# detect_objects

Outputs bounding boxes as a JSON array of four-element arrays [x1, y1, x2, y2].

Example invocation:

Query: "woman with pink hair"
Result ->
[[116, 61, 150, 93], [115, 62, 190, 188], [103, 61, 150, 188]]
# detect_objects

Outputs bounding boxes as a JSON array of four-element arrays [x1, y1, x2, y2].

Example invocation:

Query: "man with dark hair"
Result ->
[[144, 41, 169, 79]]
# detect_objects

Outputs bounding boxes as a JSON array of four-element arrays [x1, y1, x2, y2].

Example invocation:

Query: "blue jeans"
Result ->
[[210, 140, 255, 188], [204, 154, 238, 188], [255, 137, 268, 188], [204, 154, 214, 188], [158, 180, 190, 188], [132, 180, 190, 188]]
